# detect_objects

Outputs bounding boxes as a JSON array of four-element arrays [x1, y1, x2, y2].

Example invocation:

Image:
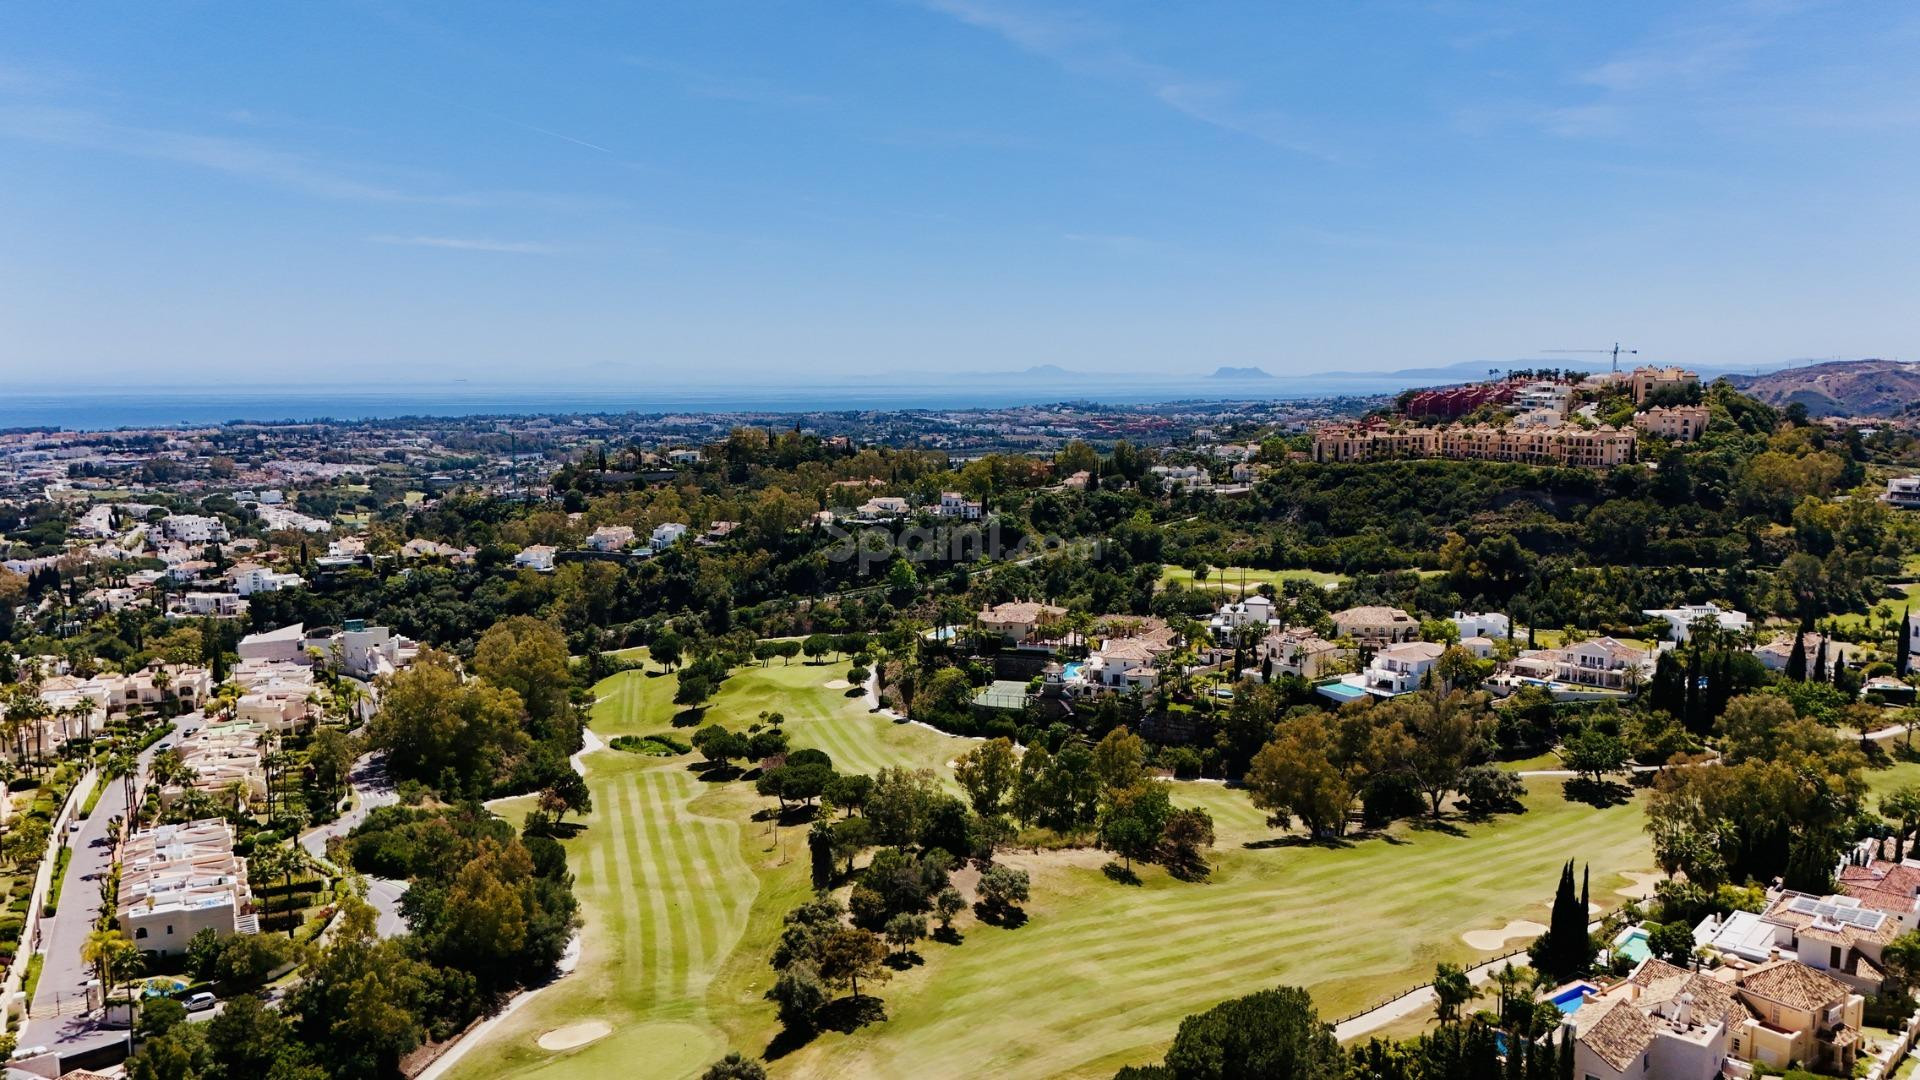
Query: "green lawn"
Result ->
[[1829, 580, 1920, 634], [1158, 565, 1347, 594], [454, 660, 1655, 1080]]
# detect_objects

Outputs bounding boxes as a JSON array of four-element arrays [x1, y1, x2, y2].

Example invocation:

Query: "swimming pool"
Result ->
[[1613, 926, 1652, 965], [1549, 982, 1599, 1014], [1317, 680, 1368, 702], [1061, 662, 1084, 680]]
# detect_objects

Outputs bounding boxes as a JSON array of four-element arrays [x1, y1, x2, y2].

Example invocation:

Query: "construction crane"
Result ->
[[1543, 342, 1638, 373]]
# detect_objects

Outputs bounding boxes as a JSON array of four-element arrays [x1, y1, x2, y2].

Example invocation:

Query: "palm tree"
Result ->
[[75, 695, 99, 743], [82, 927, 140, 1005], [106, 750, 138, 817]]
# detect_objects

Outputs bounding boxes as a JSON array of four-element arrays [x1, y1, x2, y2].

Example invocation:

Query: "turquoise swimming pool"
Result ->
[[1614, 926, 1652, 965], [1317, 681, 1368, 702]]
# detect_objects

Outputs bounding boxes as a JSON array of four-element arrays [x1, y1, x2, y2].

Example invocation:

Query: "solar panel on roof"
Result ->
[[1786, 895, 1885, 930]]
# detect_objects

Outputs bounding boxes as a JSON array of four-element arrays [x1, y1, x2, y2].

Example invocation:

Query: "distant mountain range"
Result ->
[[1206, 366, 1275, 380], [1725, 359, 1920, 418]]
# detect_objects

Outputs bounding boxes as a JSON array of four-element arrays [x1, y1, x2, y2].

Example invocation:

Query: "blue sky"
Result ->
[[1, 1, 1916, 386]]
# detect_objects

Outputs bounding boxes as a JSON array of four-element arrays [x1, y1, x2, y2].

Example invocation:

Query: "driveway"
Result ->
[[299, 752, 407, 939], [21, 711, 204, 1052]]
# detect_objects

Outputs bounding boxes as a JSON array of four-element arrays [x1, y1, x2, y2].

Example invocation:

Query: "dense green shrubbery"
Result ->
[[610, 733, 690, 756]]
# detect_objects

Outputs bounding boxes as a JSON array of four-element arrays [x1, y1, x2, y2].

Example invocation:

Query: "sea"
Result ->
[[0, 377, 1399, 431], [2, 358, 1788, 431]]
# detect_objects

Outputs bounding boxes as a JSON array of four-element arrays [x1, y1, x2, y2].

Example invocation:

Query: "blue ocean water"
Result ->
[[0, 378, 1388, 430]]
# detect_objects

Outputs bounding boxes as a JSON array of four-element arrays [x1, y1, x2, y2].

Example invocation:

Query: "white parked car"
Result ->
[[185, 992, 216, 1012]]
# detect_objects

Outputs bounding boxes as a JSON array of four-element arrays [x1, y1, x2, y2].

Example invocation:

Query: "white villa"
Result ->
[[1260, 627, 1343, 680], [161, 514, 229, 543], [1083, 635, 1173, 691], [1643, 602, 1749, 643], [937, 491, 983, 519], [1500, 637, 1653, 694], [650, 522, 690, 550], [1450, 611, 1509, 640], [1359, 640, 1445, 697], [1149, 464, 1213, 491], [1211, 595, 1278, 637], [238, 623, 308, 665], [514, 544, 557, 572], [1883, 476, 1920, 510], [230, 563, 304, 596], [585, 524, 636, 552], [854, 496, 911, 519]]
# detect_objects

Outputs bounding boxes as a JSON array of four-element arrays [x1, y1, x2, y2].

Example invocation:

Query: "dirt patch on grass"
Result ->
[[536, 1020, 612, 1051], [1462, 919, 1546, 951]]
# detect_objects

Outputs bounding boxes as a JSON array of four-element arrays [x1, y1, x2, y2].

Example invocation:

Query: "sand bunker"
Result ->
[[1462, 920, 1547, 950], [824, 679, 850, 689], [1615, 871, 1662, 899], [537, 1020, 612, 1051]]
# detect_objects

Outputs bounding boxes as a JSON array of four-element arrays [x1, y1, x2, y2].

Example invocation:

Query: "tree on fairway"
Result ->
[[701, 1053, 768, 1080], [651, 631, 684, 671], [933, 886, 965, 932], [953, 737, 1018, 817], [539, 769, 592, 824], [883, 912, 926, 957], [817, 927, 890, 1000]]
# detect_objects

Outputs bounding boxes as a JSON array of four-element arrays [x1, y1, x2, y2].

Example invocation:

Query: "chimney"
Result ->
[[1673, 992, 1695, 1028]]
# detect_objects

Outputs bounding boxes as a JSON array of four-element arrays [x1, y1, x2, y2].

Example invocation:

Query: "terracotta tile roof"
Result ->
[[1839, 859, 1920, 914], [1097, 636, 1173, 663], [980, 601, 1067, 624], [1737, 960, 1851, 1013], [1334, 605, 1414, 625], [1629, 960, 1758, 1027], [1578, 997, 1657, 1072]]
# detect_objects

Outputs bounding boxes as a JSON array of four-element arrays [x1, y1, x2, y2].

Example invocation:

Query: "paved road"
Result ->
[[22, 712, 204, 1052], [299, 752, 406, 938]]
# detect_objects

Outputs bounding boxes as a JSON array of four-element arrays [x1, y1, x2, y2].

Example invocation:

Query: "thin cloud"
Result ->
[[367, 234, 564, 254], [918, 0, 1336, 160], [0, 103, 616, 209]]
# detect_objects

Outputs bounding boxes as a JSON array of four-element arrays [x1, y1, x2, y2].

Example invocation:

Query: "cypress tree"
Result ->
[[1786, 631, 1808, 682], [1581, 864, 1589, 917], [1543, 860, 1589, 977], [1900, 605, 1912, 677], [808, 821, 834, 889], [1559, 1026, 1575, 1080], [1812, 636, 1829, 684]]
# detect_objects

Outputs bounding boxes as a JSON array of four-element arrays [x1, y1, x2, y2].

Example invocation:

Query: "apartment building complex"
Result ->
[[118, 818, 254, 956], [1311, 421, 1636, 468]]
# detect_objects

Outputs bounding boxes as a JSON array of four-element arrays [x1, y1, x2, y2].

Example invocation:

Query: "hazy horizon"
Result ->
[[4, 3, 1917, 384]]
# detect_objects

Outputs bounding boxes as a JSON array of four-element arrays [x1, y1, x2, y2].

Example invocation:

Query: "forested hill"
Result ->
[[1726, 358, 1920, 417]]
